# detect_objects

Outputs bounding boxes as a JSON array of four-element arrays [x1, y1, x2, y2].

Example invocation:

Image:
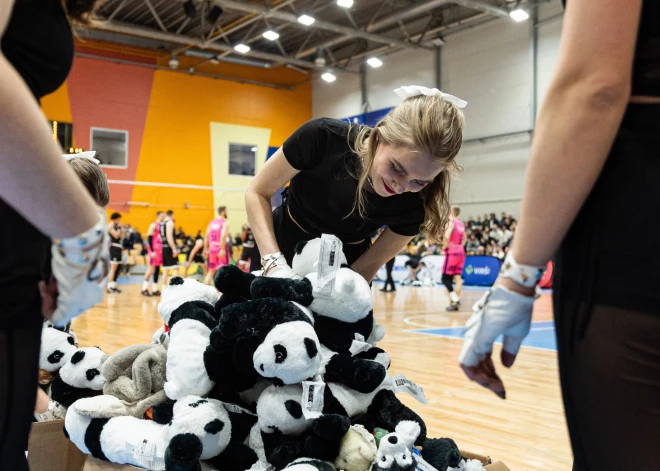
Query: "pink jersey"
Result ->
[[208, 218, 226, 252], [151, 223, 163, 251], [449, 219, 465, 247]]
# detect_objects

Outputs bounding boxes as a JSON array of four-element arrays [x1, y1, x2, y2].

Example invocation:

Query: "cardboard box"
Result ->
[[28, 421, 510, 471]]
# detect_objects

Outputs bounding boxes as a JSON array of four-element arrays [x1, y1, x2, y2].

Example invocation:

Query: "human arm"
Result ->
[[108, 222, 121, 240], [166, 221, 178, 255], [351, 228, 412, 282], [459, 0, 643, 397], [245, 147, 300, 257], [0, 3, 99, 238], [219, 221, 230, 257]]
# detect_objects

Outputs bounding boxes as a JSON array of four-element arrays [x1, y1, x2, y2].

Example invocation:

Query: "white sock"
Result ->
[[142, 281, 149, 291], [152, 283, 159, 292], [449, 291, 460, 304], [108, 281, 116, 289]]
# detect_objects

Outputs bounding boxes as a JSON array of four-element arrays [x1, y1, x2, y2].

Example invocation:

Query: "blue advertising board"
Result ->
[[462, 256, 502, 286]]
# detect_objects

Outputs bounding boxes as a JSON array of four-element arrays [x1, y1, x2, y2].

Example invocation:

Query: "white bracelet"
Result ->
[[500, 252, 546, 288]]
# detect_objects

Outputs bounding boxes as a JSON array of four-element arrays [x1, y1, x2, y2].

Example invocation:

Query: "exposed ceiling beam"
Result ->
[[88, 21, 318, 69], [296, 0, 451, 59], [212, 0, 433, 52]]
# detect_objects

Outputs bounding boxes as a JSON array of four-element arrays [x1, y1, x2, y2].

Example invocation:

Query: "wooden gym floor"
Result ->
[[72, 278, 572, 470]]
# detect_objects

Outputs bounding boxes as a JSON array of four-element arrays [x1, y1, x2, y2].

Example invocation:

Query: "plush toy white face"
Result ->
[[40, 326, 78, 372], [158, 277, 220, 324], [291, 238, 348, 279], [253, 321, 321, 385], [374, 433, 416, 471], [256, 384, 313, 436], [169, 396, 232, 460], [60, 347, 107, 390], [306, 269, 373, 323]]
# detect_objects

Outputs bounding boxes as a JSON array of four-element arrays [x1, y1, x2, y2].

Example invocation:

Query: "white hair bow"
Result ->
[[63, 151, 100, 164], [393, 85, 467, 109]]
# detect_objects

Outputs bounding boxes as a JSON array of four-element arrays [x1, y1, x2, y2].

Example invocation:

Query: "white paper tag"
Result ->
[[416, 455, 441, 471], [124, 439, 165, 470], [222, 401, 257, 416], [392, 374, 428, 405], [313, 234, 343, 299], [301, 377, 326, 419], [349, 339, 372, 356]]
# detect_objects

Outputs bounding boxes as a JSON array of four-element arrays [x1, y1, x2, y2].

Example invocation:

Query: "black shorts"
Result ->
[[162, 247, 178, 268], [110, 245, 122, 264], [241, 245, 254, 262]]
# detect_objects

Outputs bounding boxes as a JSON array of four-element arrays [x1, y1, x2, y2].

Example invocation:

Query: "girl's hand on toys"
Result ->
[[458, 279, 536, 399], [261, 252, 299, 279]]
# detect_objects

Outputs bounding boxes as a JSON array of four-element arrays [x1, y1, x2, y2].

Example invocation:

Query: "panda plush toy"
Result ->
[[158, 277, 220, 400], [65, 394, 258, 471], [40, 324, 78, 373], [284, 458, 336, 471], [206, 296, 322, 394], [373, 421, 422, 471], [50, 346, 108, 409]]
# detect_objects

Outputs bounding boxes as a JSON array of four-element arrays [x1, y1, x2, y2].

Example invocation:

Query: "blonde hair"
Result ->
[[351, 94, 464, 242], [68, 158, 110, 207]]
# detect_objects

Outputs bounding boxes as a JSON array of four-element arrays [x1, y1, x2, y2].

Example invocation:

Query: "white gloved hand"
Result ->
[[261, 252, 301, 279], [48, 211, 109, 327], [458, 285, 535, 398]]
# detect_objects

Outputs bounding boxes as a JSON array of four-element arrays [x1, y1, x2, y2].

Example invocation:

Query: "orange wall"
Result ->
[[41, 54, 311, 234]]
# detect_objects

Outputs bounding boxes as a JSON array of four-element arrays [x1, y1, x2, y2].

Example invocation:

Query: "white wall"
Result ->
[[311, 0, 565, 217]]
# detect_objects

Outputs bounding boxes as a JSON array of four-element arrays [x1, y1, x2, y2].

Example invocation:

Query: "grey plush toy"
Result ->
[[102, 343, 168, 418]]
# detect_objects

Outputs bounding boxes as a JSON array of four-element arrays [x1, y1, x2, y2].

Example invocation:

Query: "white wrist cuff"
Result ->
[[261, 252, 284, 274], [500, 252, 546, 288]]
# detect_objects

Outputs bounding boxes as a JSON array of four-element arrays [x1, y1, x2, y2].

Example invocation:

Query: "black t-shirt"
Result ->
[[0, 0, 74, 319], [283, 118, 425, 242]]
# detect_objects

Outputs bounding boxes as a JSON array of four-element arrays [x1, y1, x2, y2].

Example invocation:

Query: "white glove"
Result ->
[[49, 211, 109, 327], [261, 252, 300, 279], [459, 285, 535, 368]]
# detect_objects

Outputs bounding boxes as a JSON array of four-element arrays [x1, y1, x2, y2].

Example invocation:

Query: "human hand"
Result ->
[[458, 282, 536, 399], [262, 252, 300, 279]]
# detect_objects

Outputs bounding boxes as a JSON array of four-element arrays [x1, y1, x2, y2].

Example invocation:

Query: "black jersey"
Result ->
[[159, 221, 169, 248], [110, 224, 122, 245]]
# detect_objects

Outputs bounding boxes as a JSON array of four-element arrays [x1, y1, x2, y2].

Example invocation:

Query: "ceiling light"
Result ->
[[509, 8, 529, 22], [251, 147, 257, 152], [337, 0, 354, 7], [263, 30, 280, 41], [234, 43, 250, 53], [298, 14, 315, 26], [321, 72, 336, 83], [367, 57, 382, 68]]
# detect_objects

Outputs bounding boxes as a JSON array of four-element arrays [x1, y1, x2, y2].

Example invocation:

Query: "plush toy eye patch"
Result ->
[[274, 345, 287, 364], [48, 351, 64, 363], [86, 369, 100, 381], [204, 419, 225, 434]]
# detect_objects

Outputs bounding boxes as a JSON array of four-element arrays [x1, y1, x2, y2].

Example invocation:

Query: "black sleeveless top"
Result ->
[[110, 224, 121, 244], [563, 1, 659, 96], [159, 222, 169, 248], [0, 0, 74, 319]]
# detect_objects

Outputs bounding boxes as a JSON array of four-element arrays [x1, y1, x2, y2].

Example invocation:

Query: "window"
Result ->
[[91, 128, 128, 168], [228, 143, 257, 176]]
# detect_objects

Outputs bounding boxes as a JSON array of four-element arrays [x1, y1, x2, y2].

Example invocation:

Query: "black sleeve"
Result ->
[[282, 118, 329, 171], [389, 205, 426, 237]]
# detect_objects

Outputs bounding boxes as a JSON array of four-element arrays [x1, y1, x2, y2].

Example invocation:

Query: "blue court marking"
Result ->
[[411, 321, 557, 351]]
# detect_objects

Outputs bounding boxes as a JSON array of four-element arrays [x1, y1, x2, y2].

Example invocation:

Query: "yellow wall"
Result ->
[[41, 63, 311, 235]]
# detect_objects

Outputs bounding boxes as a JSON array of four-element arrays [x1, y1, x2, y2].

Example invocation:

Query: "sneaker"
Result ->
[[152, 291, 161, 297], [141, 290, 152, 297], [445, 304, 459, 312], [111, 287, 122, 293]]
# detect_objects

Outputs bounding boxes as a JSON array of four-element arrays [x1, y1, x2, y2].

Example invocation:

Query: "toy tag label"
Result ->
[[349, 338, 372, 355], [124, 439, 165, 470], [416, 455, 440, 471], [392, 373, 428, 405], [222, 401, 257, 416], [313, 234, 343, 299], [301, 378, 326, 419]]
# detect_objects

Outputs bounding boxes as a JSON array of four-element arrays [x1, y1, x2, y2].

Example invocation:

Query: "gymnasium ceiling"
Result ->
[[77, 0, 545, 87]]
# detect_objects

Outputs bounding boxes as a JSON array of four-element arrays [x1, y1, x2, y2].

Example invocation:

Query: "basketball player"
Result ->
[[204, 206, 230, 285], [183, 231, 206, 278], [443, 206, 466, 311], [107, 212, 123, 293], [160, 210, 179, 289], [238, 223, 255, 272], [246, 86, 466, 281], [141, 211, 165, 296]]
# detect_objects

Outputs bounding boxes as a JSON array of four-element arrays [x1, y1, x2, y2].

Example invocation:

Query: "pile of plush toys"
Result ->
[[38, 237, 488, 471]]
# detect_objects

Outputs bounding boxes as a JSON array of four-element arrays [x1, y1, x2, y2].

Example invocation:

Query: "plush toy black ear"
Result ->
[[214, 265, 255, 300], [250, 277, 314, 307], [219, 298, 297, 339], [165, 433, 203, 471], [169, 277, 185, 286], [294, 240, 308, 255], [70, 350, 86, 364], [323, 354, 385, 394], [152, 399, 176, 425], [168, 300, 217, 330]]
